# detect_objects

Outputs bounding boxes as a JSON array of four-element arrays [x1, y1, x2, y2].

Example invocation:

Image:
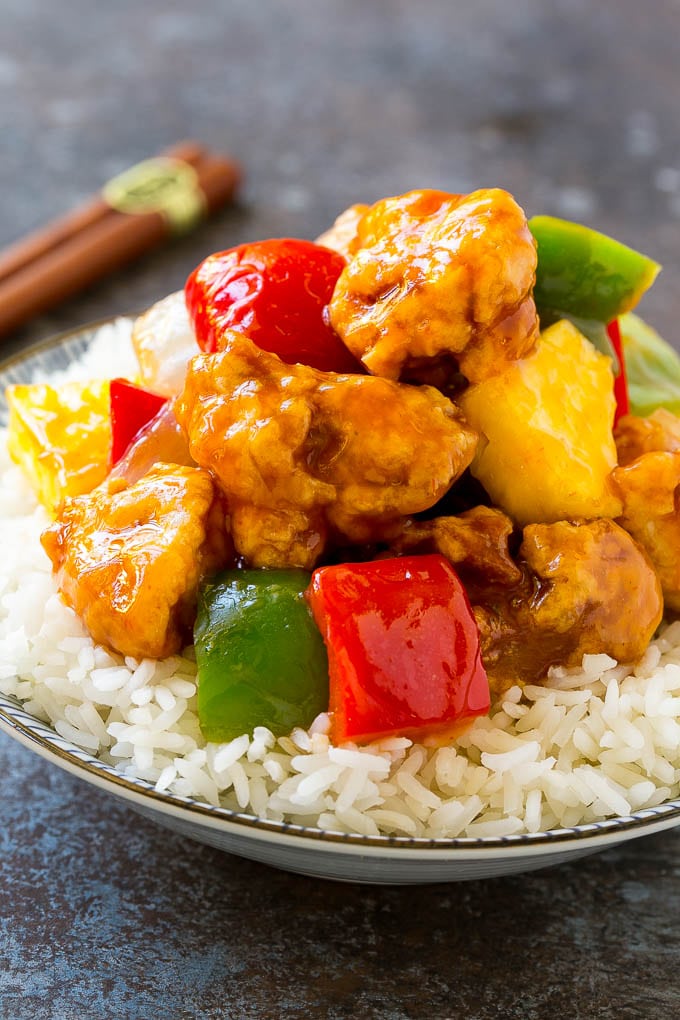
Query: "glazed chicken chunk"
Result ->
[[390, 506, 522, 588], [615, 408, 680, 465], [613, 409, 680, 610], [328, 188, 539, 385], [175, 333, 478, 568], [41, 464, 228, 659], [613, 452, 680, 611], [471, 518, 663, 693]]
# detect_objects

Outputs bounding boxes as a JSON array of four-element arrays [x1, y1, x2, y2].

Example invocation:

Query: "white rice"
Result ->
[[2, 320, 680, 837]]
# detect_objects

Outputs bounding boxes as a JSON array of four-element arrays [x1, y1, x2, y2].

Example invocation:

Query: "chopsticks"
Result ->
[[0, 141, 242, 339]]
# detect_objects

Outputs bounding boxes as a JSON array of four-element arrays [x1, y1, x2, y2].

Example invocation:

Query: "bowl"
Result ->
[[3, 321, 680, 884]]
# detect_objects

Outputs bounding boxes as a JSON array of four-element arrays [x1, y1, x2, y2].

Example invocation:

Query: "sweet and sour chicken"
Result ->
[[328, 188, 539, 385], [471, 518, 663, 692], [19, 184, 676, 698], [41, 465, 229, 659], [175, 331, 478, 568], [613, 409, 680, 611]]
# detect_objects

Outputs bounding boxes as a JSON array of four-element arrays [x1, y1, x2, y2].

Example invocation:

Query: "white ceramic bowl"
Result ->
[[3, 323, 680, 884]]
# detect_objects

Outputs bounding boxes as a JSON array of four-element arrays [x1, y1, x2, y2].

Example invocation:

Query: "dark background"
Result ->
[[1, 1, 679, 1017]]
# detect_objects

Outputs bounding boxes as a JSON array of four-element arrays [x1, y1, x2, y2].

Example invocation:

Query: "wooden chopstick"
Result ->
[[0, 144, 242, 338], [0, 141, 206, 286]]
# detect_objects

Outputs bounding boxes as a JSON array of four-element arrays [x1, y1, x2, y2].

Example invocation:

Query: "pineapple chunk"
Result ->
[[7, 380, 111, 512], [458, 319, 622, 525]]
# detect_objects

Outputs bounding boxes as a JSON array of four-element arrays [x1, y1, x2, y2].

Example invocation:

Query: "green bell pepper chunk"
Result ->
[[195, 569, 329, 743], [530, 215, 661, 330], [619, 312, 680, 418]]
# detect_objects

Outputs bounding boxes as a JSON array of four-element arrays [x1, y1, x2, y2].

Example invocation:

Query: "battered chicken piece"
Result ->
[[615, 408, 680, 466], [175, 333, 478, 568], [328, 188, 539, 384], [613, 452, 680, 611], [472, 518, 663, 693], [41, 464, 229, 660], [390, 506, 522, 588]]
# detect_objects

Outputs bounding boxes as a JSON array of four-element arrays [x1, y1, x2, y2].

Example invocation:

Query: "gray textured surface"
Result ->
[[1, 1, 680, 1016], [3, 735, 680, 1020]]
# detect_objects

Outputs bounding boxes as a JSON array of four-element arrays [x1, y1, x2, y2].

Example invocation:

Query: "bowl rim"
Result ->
[[4, 690, 680, 856]]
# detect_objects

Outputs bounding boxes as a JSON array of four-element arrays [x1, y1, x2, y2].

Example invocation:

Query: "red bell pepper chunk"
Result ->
[[109, 378, 167, 465], [607, 318, 630, 424], [306, 554, 490, 745], [185, 238, 362, 373]]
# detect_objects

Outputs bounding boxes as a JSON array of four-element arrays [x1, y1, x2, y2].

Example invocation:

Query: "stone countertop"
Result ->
[[1, 1, 679, 1017], [3, 735, 680, 1020]]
